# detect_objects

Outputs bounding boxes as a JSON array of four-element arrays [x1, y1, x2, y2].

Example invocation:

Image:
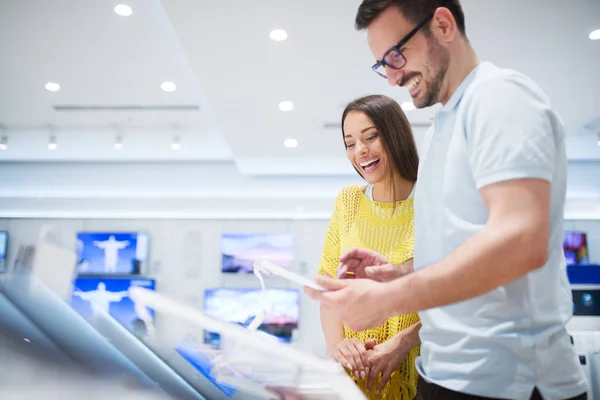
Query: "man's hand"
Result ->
[[337, 248, 413, 282], [365, 258, 414, 282], [328, 338, 369, 380], [305, 277, 391, 332], [337, 248, 390, 279]]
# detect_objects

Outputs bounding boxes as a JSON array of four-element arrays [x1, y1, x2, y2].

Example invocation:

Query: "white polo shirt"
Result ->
[[413, 62, 588, 399]]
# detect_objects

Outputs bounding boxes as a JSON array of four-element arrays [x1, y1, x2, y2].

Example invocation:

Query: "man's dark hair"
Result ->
[[355, 0, 466, 36]]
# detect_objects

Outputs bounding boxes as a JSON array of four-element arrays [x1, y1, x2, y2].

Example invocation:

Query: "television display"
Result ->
[[572, 289, 600, 316], [70, 276, 156, 337], [0, 231, 7, 261], [76, 232, 149, 275], [221, 232, 294, 273], [563, 231, 589, 266], [203, 288, 299, 346]]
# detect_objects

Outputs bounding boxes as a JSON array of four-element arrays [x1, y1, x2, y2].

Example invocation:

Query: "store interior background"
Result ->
[[1, 0, 600, 357]]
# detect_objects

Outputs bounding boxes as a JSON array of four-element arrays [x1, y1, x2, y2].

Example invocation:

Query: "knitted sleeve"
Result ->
[[317, 190, 345, 278]]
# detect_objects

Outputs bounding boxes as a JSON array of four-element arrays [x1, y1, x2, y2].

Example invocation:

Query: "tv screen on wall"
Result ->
[[563, 231, 589, 266], [76, 232, 149, 275], [221, 232, 294, 274], [203, 287, 299, 346], [69, 276, 156, 337]]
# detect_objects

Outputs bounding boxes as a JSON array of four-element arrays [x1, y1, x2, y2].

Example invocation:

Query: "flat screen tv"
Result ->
[[563, 231, 589, 266], [203, 288, 299, 346], [69, 276, 156, 337], [0, 231, 7, 261], [221, 232, 294, 274], [76, 232, 149, 275]]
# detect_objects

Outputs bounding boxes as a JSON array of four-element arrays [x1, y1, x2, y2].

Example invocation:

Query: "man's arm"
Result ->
[[382, 177, 550, 316]]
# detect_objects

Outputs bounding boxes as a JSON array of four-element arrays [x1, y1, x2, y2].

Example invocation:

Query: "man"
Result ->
[[306, 1, 588, 399]]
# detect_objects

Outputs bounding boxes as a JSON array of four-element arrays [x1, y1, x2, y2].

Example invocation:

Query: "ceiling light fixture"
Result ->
[[161, 81, 176, 92], [172, 136, 181, 150], [45, 82, 60, 92], [589, 29, 600, 41], [0, 136, 7, 150], [279, 101, 293, 111], [284, 138, 298, 148], [114, 135, 123, 150], [114, 4, 133, 17], [401, 101, 416, 111], [269, 29, 288, 41], [47, 135, 57, 150]]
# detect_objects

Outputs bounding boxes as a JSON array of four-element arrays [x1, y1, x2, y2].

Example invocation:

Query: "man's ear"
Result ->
[[431, 7, 458, 42]]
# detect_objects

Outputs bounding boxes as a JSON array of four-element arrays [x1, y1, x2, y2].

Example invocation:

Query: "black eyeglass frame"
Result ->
[[371, 12, 435, 78]]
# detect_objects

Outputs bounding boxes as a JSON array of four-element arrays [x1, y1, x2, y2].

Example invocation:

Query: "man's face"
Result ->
[[366, 6, 450, 108]]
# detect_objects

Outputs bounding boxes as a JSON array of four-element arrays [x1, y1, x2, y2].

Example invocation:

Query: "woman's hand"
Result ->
[[364, 336, 409, 393], [364, 321, 421, 393], [328, 338, 369, 380]]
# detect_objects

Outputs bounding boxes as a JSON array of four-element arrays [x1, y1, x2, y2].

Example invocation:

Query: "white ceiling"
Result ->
[[1, 0, 599, 170], [0, 0, 231, 161]]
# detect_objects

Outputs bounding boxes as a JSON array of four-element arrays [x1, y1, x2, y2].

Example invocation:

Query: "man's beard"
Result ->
[[415, 36, 450, 108]]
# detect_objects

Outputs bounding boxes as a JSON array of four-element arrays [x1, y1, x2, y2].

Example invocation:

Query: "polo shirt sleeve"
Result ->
[[464, 76, 559, 190]]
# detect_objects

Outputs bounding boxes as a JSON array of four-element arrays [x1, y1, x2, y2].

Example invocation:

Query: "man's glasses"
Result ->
[[371, 13, 434, 79]]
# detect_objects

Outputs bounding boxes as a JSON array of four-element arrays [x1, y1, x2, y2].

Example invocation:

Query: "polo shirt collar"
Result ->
[[439, 61, 490, 113]]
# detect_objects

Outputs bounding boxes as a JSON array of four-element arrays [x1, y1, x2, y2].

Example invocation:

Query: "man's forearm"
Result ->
[[383, 221, 547, 317]]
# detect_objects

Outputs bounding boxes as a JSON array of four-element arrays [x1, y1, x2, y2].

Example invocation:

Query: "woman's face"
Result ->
[[343, 110, 390, 184]]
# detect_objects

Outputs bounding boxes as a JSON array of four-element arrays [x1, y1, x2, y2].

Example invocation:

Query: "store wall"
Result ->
[[1, 216, 600, 358], [0, 217, 330, 356]]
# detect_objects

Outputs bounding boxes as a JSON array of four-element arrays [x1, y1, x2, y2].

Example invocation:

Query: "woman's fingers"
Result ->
[[333, 352, 353, 372], [377, 366, 395, 393], [366, 360, 381, 391]]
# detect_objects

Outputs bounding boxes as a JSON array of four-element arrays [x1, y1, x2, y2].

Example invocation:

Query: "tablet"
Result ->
[[253, 261, 327, 291]]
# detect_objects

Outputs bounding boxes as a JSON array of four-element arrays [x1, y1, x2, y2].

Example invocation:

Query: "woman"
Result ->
[[318, 94, 421, 400]]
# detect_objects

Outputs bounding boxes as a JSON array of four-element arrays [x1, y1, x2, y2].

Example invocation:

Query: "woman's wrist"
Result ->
[[393, 321, 421, 353]]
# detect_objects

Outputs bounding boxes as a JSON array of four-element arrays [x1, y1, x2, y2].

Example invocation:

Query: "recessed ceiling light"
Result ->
[[0, 136, 7, 150], [589, 29, 600, 41], [401, 101, 416, 111], [114, 135, 123, 150], [47, 134, 57, 150], [269, 29, 288, 41], [114, 4, 133, 17], [172, 135, 181, 150], [161, 81, 176, 92], [45, 82, 60, 92], [279, 101, 293, 111], [284, 138, 298, 148]]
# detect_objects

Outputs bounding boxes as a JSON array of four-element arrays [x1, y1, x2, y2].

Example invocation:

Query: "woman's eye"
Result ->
[[367, 135, 377, 141], [345, 143, 355, 148]]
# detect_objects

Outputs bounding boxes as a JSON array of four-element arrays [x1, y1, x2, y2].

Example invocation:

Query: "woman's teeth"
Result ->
[[359, 158, 380, 172]]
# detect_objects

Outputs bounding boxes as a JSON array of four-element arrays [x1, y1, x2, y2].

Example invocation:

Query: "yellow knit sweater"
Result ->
[[318, 185, 420, 400]]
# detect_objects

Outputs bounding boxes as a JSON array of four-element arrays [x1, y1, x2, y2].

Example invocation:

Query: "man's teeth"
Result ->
[[360, 158, 379, 167], [407, 76, 421, 90]]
